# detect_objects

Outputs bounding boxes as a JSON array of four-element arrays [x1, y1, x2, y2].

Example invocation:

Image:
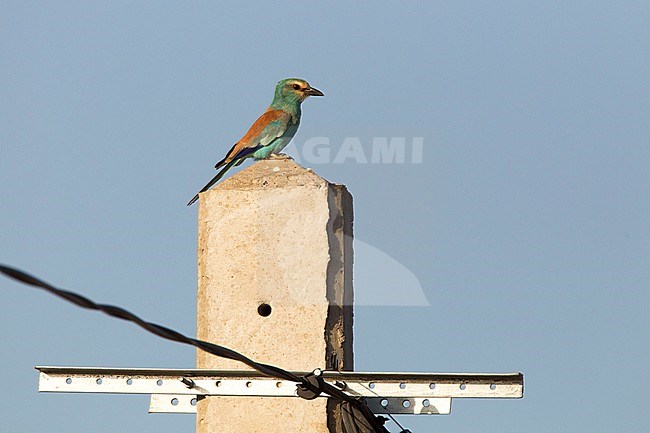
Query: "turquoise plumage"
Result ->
[[187, 78, 323, 206]]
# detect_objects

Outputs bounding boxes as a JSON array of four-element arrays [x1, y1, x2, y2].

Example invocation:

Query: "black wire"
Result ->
[[342, 401, 380, 433], [0, 263, 393, 433]]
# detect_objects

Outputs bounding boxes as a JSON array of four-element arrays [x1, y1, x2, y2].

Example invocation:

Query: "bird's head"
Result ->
[[273, 78, 324, 104]]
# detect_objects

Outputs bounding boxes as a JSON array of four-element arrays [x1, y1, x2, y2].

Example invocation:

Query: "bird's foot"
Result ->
[[268, 153, 292, 160]]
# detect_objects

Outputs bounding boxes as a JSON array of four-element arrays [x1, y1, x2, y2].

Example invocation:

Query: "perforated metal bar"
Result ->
[[149, 394, 453, 415], [37, 366, 523, 416], [37, 367, 523, 399]]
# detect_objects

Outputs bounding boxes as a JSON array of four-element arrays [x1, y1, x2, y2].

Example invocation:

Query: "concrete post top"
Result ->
[[210, 155, 336, 191]]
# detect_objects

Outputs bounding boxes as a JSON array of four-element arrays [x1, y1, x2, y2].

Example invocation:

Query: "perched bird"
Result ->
[[187, 78, 324, 206]]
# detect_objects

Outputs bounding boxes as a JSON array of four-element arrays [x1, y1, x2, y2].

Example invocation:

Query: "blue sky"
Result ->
[[1, 1, 649, 432]]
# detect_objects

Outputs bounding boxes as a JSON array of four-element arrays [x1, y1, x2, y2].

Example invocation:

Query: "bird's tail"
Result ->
[[187, 159, 240, 206]]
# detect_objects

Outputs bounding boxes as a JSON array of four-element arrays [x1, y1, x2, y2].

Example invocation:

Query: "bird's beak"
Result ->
[[304, 86, 324, 97]]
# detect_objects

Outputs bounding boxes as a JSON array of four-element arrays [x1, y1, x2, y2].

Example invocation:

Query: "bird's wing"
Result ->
[[214, 109, 291, 169]]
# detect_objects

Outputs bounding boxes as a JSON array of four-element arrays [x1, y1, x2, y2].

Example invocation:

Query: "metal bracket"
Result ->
[[149, 394, 453, 415], [36, 366, 523, 416]]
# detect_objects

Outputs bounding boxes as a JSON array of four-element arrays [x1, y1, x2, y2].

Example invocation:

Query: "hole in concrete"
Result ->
[[399, 382, 406, 389], [190, 398, 197, 406], [429, 383, 436, 389], [245, 381, 252, 388], [157, 379, 163, 386], [171, 398, 179, 406], [380, 399, 389, 407], [276, 382, 282, 388], [126, 379, 133, 385], [215, 381, 221, 387], [490, 383, 497, 390], [422, 399, 430, 407], [65, 378, 72, 385], [257, 303, 272, 317], [96, 378, 102, 385], [368, 382, 375, 389], [459, 383, 466, 390], [402, 400, 411, 408]]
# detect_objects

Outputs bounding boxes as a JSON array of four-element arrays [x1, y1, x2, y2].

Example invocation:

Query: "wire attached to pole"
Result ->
[[0, 264, 394, 433]]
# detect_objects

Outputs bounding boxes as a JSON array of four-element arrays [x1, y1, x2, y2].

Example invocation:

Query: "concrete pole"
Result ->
[[196, 156, 354, 433]]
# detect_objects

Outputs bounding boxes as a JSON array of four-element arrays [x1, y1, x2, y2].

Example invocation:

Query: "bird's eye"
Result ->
[[292, 84, 301, 90]]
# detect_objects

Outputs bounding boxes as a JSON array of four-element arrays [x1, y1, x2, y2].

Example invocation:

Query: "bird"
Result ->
[[187, 78, 324, 206]]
